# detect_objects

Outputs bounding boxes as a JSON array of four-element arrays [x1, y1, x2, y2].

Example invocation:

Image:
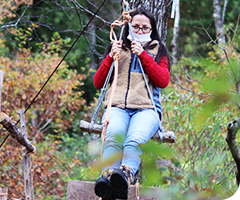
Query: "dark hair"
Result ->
[[103, 8, 171, 71]]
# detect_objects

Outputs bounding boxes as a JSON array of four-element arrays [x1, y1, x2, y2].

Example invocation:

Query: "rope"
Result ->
[[135, 181, 140, 199], [110, 13, 131, 41], [0, 0, 108, 149], [100, 53, 119, 160], [100, 2, 132, 161]]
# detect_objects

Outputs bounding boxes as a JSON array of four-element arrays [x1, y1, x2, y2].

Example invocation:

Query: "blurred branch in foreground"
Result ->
[[226, 117, 240, 186]]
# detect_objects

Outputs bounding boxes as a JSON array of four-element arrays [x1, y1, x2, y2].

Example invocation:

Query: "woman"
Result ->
[[93, 8, 170, 200]]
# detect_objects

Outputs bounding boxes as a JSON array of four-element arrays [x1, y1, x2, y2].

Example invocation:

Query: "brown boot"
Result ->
[[94, 169, 116, 200], [110, 164, 133, 199]]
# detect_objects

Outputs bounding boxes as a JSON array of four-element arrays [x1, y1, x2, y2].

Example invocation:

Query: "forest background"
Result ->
[[0, 0, 239, 199]]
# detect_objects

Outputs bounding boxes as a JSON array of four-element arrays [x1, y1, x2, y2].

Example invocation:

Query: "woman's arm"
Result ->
[[94, 41, 122, 89], [138, 50, 170, 88], [93, 54, 113, 89]]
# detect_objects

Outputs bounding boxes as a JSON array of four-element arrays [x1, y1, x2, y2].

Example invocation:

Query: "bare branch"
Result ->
[[71, 0, 111, 25], [0, 4, 29, 30], [71, 0, 104, 61], [172, 76, 240, 108], [216, 164, 236, 185], [39, 118, 52, 132], [172, 78, 209, 98]]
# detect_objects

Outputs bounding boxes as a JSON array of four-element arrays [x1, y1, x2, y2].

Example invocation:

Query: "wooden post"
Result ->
[[0, 187, 8, 200], [18, 109, 35, 200], [0, 73, 8, 200], [0, 70, 4, 111]]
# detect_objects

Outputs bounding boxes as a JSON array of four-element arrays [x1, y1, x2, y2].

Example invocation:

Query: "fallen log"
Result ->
[[80, 120, 176, 143], [67, 180, 164, 200], [0, 111, 35, 154]]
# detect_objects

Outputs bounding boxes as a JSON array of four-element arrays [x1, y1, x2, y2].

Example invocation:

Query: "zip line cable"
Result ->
[[0, 0, 108, 149]]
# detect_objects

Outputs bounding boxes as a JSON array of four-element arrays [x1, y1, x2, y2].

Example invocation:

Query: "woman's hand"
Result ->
[[110, 40, 122, 57], [131, 41, 144, 56]]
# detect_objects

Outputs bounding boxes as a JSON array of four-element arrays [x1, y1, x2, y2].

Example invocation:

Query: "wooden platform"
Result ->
[[67, 180, 164, 200]]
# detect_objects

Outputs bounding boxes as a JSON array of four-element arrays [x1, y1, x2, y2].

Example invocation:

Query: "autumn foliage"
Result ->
[[0, 1, 240, 200], [0, 22, 87, 199]]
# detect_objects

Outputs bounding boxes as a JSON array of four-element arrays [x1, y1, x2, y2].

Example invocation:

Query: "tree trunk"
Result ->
[[213, 0, 227, 46], [87, 2, 97, 70], [123, 0, 172, 44], [88, 20, 97, 70], [0, 70, 4, 111], [171, 0, 180, 64]]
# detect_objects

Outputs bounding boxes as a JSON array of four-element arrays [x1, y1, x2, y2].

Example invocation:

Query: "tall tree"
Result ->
[[171, 0, 180, 64], [213, 0, 227, 46]]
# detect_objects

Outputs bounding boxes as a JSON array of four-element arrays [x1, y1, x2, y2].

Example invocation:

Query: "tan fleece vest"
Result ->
[[103, 40, 160, 109]]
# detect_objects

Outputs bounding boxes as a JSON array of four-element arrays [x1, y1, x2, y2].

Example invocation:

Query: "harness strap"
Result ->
[[128, 22, 164, 142]]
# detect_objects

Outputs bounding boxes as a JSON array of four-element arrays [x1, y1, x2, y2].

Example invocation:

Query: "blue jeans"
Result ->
[[102, 107, 160, 177]]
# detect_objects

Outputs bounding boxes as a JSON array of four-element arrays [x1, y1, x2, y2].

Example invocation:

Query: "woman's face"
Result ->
[[131, 14, 152, 35]]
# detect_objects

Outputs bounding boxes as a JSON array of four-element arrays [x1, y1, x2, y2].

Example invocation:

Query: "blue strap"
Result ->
[[128, 22, 164, 143]]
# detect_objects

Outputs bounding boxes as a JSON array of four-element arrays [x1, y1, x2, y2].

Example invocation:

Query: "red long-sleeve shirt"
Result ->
[[94, 50, 170, 89]]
